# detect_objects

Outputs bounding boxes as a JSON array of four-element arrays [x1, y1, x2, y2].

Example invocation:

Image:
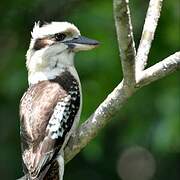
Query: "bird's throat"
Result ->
[[28, 52, 75, 85]]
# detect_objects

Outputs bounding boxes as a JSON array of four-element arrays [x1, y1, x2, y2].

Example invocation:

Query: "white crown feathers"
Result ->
[[31, 21, 80, 39]]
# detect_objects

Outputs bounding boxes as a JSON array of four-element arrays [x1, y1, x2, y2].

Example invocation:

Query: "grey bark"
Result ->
[[64, 0, 180, 163]]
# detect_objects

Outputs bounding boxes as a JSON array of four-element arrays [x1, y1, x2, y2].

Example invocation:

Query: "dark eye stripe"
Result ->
[[33, 33, 67, 51], [33, 38, 49, 50]]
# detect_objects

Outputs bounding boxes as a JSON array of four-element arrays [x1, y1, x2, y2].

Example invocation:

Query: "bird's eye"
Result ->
[[54, 33, 66, 41]]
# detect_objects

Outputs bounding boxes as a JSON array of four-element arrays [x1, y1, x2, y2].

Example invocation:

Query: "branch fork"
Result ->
[[63, 0, 180, 163]]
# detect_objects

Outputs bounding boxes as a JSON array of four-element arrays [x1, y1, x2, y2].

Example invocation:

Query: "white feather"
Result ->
[[31, 21, 80, 39], [27, 49, 75, 84]]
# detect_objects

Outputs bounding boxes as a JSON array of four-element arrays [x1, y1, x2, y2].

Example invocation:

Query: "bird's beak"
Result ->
[[64, 36, 100, 52]]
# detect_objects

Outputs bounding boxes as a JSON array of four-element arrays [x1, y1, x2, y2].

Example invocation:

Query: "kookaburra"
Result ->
[[19, 21, 99, 180]]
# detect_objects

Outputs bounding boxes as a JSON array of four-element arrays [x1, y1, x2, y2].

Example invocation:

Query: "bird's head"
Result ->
[[26, 22, 99, 84]]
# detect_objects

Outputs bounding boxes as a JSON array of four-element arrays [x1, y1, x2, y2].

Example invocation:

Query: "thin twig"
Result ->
[[113, 0, 136, 86], [136, 0, 163, 73], [137, 52, 180, 87]]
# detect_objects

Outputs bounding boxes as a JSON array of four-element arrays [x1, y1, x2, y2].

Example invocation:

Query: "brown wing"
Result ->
[[20, 71, 81, 179], [20, 80, 68, 178]]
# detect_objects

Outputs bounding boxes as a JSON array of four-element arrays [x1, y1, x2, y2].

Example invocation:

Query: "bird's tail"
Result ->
[[57, 154, 64, 180], [43, 153, 64, 180], [17, 154, 64, 180]]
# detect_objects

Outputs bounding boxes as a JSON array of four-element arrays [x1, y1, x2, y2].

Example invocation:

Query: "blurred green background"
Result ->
[[0, 0, 179, 179]]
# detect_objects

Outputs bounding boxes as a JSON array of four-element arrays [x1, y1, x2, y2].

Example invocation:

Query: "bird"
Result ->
[[19, 21, 99, 180]]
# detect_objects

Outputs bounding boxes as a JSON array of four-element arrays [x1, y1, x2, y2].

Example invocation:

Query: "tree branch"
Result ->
[[137, 52, 180, 87], [136, 0, 163, 72], [64, 51, 180, 163], [113, 0, 136, 86], [62, 1, 180, 166], [64, 82, 135, 163]]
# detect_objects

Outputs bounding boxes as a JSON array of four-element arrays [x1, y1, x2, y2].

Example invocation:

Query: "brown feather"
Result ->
[[19, 71, 80, 179]]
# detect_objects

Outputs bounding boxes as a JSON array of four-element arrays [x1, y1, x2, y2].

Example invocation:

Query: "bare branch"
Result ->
[[137, 52, 180, 87], [136, 0, 163, 72], [113, 0, 136, 86], [64, 51, 180, 165], [64, 81, 136, 163], [63, 0, 180, 167]]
